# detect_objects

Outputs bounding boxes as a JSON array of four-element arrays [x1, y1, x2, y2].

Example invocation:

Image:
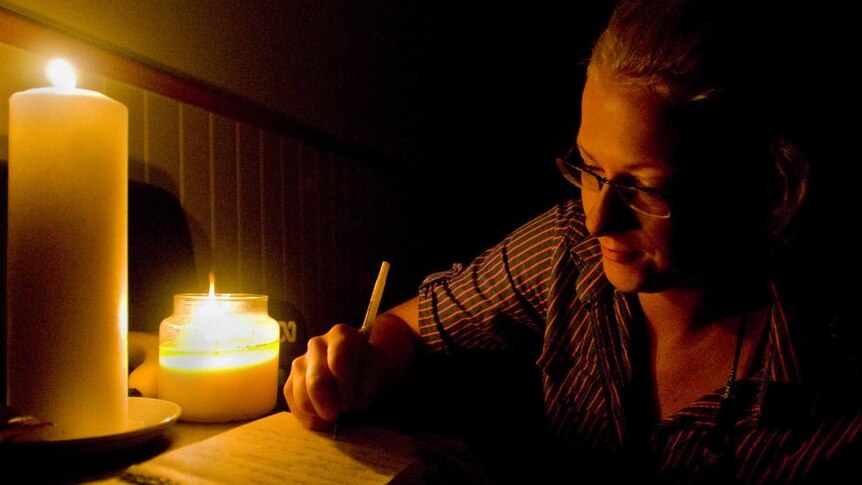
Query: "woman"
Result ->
[[284, 0, 861, 482]]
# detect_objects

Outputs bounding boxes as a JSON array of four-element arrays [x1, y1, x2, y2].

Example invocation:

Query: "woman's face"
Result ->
[[576, 69, 689, 293]]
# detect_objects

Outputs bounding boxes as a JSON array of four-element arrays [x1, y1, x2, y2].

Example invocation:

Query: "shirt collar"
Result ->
[[570, 235, 807, 387], [762, 281, 806, 386], [569, 235, 814, 429], [570, 235, 613, 306]]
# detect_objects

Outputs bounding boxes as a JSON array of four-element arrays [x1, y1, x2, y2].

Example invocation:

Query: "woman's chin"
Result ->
[[602, 259, 646, 292], [602, 258, 677, 293]]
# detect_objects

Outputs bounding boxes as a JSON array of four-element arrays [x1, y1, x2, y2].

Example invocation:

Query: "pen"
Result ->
[[360, 261, 390, 335], [333, 260, 390, 440]]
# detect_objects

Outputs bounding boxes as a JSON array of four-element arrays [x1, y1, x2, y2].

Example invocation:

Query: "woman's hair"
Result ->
[[588, 0, 809, 252]]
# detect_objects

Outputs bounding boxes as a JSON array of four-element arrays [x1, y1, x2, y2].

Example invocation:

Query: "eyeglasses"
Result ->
[[556, 148, 672, 218]]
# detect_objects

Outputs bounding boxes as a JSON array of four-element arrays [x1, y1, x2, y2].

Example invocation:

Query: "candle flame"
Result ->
[[209, 272, 216, 299], [46, 58, 76, 90]]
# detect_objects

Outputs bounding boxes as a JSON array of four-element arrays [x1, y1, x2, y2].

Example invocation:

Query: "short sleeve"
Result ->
[[417, 200, 587, 353]]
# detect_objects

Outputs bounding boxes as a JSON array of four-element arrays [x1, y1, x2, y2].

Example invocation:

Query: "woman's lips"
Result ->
[[601, 245, 638, 263]]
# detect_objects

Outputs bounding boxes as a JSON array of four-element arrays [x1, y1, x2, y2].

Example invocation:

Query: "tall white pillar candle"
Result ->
[[6, 59, 129, 439]]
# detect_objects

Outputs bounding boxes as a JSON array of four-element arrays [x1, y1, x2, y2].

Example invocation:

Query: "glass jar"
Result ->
[[158, 293, 280, 422]]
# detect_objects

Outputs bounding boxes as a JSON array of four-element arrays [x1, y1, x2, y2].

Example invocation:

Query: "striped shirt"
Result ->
[[417, 199, 861, 484]]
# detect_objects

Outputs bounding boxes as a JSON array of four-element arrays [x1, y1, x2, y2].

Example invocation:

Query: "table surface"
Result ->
[[1, 415, 248, 484], [2, 402, 521, 485]]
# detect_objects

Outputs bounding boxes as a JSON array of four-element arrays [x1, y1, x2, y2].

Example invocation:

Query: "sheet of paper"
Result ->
[[115, 412, 419, 485]]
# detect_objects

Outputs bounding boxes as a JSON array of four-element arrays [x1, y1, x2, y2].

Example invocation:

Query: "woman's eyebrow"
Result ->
[[577, 144, 668, 174]]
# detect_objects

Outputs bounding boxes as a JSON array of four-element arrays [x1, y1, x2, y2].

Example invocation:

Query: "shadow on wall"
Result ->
[[126, 174, 198, 334]]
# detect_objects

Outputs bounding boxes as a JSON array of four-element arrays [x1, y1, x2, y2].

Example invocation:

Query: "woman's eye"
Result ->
[[620, 176, 667, 192], [632, 181, 657, 191], [613, 174, 643, 187]]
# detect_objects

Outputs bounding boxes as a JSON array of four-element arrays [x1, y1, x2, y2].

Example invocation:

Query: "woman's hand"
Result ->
[[284, 298, 420, 431], [283, 323, 387, 430]]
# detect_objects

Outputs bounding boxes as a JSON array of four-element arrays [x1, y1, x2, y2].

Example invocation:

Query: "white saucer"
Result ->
[[7, 397, 181, 454]]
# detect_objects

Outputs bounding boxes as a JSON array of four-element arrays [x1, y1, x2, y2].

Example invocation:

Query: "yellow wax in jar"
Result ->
[[158, 341, 279, 422]]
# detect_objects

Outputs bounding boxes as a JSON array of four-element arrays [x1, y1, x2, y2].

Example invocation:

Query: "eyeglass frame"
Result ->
[[555, 147, 673, 219]]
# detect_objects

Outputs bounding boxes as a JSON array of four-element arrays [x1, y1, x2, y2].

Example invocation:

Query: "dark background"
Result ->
[[368, 1, 617, 308]]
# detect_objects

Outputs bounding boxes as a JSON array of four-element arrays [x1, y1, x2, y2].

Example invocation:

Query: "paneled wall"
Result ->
[[0, 41, 418, 366]]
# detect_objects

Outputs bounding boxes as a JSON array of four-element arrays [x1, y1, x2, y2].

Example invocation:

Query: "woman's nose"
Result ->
[[584, 185, 636, 236]]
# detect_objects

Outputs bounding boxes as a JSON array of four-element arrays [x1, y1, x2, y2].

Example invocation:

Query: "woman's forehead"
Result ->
[[578, 70, 682, 173]]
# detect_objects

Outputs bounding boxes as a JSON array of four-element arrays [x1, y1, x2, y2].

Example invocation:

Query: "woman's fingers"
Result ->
[[302, 334, 341, 421], [284, 323, 370, 426]]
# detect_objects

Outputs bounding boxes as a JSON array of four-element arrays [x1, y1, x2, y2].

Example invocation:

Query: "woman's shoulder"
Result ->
[[500, 198, 593, 255], [525, 198, 589, 238]]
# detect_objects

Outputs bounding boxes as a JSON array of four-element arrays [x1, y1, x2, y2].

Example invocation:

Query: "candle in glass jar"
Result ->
[[158, 281, 280, 423], [6, 59, 129, 439]]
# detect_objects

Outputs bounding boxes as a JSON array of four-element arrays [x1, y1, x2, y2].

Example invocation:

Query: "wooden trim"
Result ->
[[0, 5, 384, 164]]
